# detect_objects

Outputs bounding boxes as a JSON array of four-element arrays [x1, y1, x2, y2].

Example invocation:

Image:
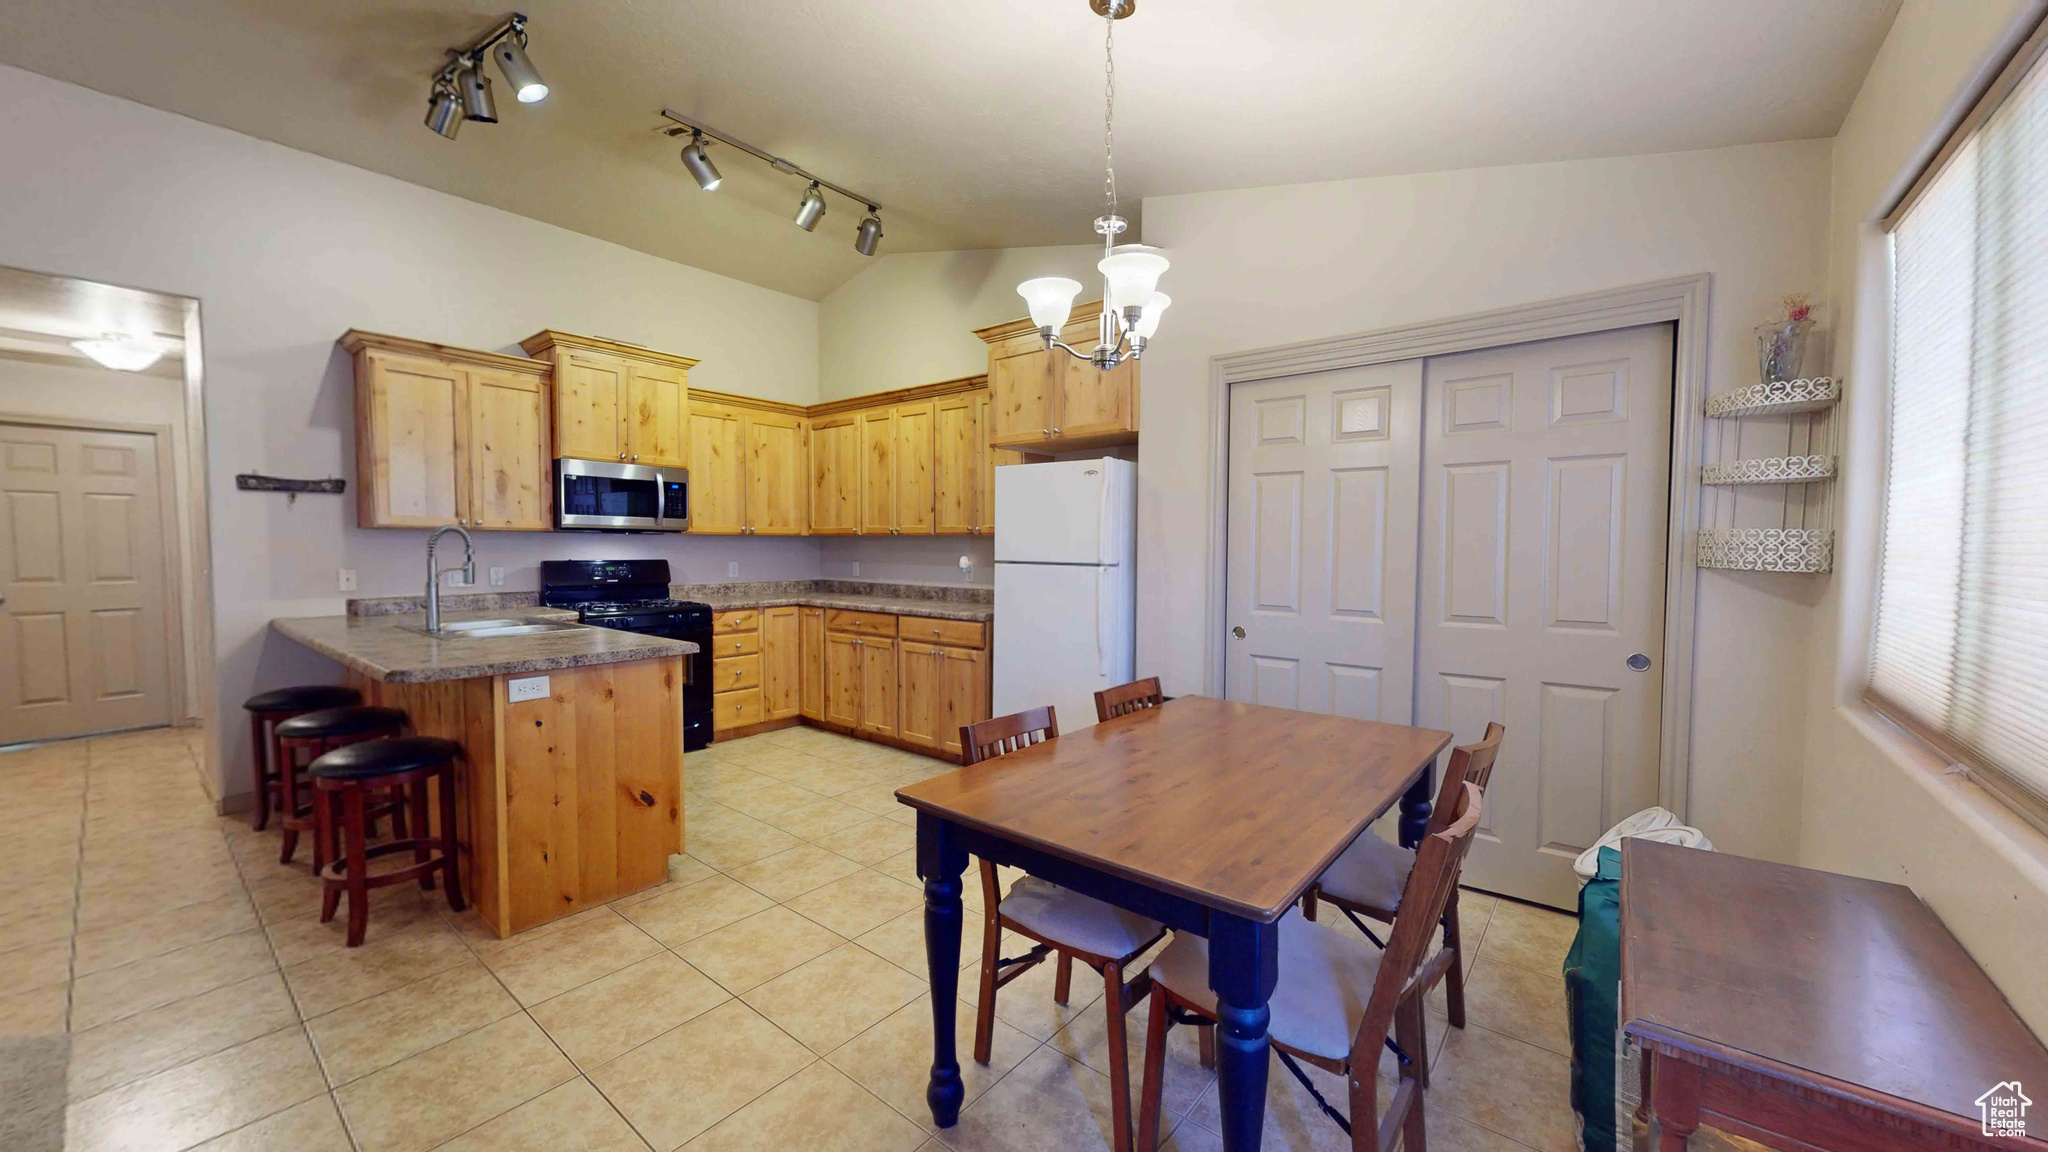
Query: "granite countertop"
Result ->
[[272, 608, 700, 684], [688, 593, 993, 622], [677, 579, 995, 623]]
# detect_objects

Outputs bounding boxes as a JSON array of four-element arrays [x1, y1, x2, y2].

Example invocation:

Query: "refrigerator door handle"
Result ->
[[1094, 567, 1110, 678]]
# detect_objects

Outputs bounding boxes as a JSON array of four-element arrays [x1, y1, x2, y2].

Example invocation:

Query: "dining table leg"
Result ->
[[917, 813, 970, 1128], [1209, 913, 1280, 1151], [1398, 758, 1435, 848]]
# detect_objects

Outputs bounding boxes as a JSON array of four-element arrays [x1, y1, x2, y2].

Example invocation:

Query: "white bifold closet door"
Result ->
[[1226, 324, 1673, 909]]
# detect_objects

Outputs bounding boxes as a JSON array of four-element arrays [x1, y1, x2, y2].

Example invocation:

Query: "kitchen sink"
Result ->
[[410, 619, 585, 638], [428, 618, 528, 632], [459, 622, 583, 638]]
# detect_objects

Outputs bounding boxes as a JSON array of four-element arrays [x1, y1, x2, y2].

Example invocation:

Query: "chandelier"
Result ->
[[1016, 0, 1170, 370]]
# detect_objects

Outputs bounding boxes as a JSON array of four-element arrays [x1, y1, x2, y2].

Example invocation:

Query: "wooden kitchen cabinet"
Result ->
[[688, 391, 810, 536], [934, 393, 981, 535], [858, 636, 898, 736], [745, 410, 808, 535], [897, 618, 988, 758], [976, 301, 1138, 451], [824, 630, 863, 729], [798, 607, 826, 720], [760, 606, 801, 720], [894, 402, 935, 534], [687, 401, 747, 534], [519, 330, 697, 467], [809, 414, 860, 535], [858, 407, 896, 535], [343, 331, 552, 532]]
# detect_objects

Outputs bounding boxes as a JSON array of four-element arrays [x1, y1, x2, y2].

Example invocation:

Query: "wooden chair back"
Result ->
[[960, 706, 1060, 766], [1094, 677, 1166, 723], [1426, 722, 1504, 833], [1349, 781, 1484, 1069]]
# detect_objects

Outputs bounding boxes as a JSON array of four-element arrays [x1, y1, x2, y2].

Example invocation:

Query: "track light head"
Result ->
[[855, 211, 883, 257], [456, 60, 497, 123], [492, 29, 548, 103], [425, 81, 463, 139], [794, 183, 827, 231], [680, 134, 722, 191]]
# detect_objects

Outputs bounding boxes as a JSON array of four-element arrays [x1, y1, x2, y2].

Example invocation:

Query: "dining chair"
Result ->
[[1094, 676, 1166, 723], [961, 705, 1168, 1152], [1303, 721, 1503, 1029], [1135, 781, 1486, 1152]]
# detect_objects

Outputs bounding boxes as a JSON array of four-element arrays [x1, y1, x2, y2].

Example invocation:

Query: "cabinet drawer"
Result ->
[[902, 617, 986, 649], [825, 609, 897, 638], [715, 686, 763, 728], [715, 630, 762, 657], [713, 609, 760, 634], [714, 654, 762, 691]]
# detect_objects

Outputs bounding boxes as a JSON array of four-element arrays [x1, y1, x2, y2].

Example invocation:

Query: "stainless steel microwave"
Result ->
[[555, 459, 688, 532]]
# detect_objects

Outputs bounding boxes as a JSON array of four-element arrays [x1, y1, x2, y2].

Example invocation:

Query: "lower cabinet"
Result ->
[[798, 607, 826, 720], [898, 640, 989, 758], [824, 631, 863, 729], [760, 606, 801, 721], [858, 636, 898, 737]]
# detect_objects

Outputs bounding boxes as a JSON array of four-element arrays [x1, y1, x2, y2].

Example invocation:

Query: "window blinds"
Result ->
[[1872, 46, 2048, 817]]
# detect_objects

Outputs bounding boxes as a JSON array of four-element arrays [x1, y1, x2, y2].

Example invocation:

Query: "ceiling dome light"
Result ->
[[680, 134, 722, 191], [72, 334, 165, 373], [492, 34, 548, 103], [456, 61, 497, 123], [424, 82, 463, 139], [794, 183, 827, 231], [854, 212, 883, 257]]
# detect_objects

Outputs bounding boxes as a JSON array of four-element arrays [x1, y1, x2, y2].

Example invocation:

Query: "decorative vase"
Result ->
[[1755, 318, 1813, 384]]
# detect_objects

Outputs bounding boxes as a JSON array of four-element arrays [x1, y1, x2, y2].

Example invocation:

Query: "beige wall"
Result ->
[[0, 356, 205, 720], [0, 64, 823, 796], [1802, 0, 2048, 1032]]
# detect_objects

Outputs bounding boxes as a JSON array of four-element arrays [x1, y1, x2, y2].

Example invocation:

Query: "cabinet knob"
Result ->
[[1051, 427, 1061, 435], [618, 453, 626, 460], [734, 641, 742, 649], [1041, 428, 1050, 436], [632, 454, 639, 461]]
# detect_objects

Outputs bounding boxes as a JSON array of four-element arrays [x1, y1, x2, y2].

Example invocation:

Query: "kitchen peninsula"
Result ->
[[270, 607, 695, 937]]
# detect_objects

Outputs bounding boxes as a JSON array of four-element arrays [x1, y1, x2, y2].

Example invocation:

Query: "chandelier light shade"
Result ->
[[1016, 0, 1166, 370]]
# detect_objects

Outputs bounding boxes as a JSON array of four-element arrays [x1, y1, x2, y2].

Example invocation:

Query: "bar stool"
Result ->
[[242, 685, 362, 831], [309, 736, 466, 947], [273, 705, 408, 871]]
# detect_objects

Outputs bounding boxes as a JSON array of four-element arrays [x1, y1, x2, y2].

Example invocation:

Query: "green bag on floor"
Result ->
[[1564, 845, 1639, 1152]]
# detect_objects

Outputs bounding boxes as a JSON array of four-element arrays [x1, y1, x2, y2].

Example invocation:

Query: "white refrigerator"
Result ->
[[993, 457, 1137, 730]]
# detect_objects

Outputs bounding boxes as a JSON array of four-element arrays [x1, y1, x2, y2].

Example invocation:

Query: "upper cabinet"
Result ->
[[976, 300, 1139, 451], [342, 331, 552, 532], [809, 413, 861, 535], [687, 392, 809, 536], [518, 330, 697, 468], [809, 375, 995, 537]]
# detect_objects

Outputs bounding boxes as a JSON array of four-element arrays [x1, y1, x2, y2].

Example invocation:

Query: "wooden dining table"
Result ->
[[895, 695, 1452, 1152]]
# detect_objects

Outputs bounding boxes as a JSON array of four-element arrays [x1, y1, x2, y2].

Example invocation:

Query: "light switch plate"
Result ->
[[337, 568, 357, 592], [489, 566, 505, 587], [506, 675, 550, 703], [727, 561, 739, 578]]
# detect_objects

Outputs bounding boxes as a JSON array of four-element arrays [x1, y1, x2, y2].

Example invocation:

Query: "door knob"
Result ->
[[1231, 625, 1246, 639], [1627, 653, 1652, 672]]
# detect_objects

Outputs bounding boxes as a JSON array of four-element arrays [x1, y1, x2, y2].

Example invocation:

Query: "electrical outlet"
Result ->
[[850, 561, 860, 577], [337, 568, 357, 592], [727, 561, 739, 578], [445, 571, 472, 588], [489, 566, 505, 587], [506, 675, 550, 703]]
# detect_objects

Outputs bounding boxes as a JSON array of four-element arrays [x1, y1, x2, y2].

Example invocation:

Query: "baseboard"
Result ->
[[712, 716, 802, 742], [792, 715, 963, 764]]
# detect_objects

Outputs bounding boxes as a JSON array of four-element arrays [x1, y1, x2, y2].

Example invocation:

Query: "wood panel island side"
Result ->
[[270, 607, 695, 937]]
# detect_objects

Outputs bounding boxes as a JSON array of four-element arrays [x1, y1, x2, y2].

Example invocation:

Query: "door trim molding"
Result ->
[[1200, 273, 1710, 820]]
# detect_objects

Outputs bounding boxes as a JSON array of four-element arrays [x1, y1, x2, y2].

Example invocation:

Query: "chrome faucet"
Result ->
[[425, 525, 476, 635]]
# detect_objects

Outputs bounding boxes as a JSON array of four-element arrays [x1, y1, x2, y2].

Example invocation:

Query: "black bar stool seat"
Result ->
[[275, 705, 409, 740], [274, 705, 409, 871], [241, 685, 363, 832], [310, 736, 466, 947]]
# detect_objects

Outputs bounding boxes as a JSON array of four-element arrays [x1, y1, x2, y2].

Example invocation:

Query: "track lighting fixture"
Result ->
[[680, 133, 723, 191], [658, 109, 884, 256], [424, 13, 545, 140], [794, 184, 827, 231]]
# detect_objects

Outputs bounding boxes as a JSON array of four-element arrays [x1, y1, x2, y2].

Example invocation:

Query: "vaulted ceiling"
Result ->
[[0, 1, 1899, 299]]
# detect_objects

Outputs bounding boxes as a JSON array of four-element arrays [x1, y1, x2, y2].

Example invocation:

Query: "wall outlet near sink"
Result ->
[[338, 568, 356, 592], [506, 675, 550, 703], [727, 561, 739, 578], [489, 565, 505, 587]]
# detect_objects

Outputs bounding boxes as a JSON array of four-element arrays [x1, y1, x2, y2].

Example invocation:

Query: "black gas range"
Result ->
[[539, 560, 713, 751]]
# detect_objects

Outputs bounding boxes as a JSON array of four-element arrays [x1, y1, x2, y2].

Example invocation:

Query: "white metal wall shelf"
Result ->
[[1697, 527, 1835, 573], [1704, 377, 1841, 419], [1701, 454, 1836, 486], [1697, 376, 1840, 574]]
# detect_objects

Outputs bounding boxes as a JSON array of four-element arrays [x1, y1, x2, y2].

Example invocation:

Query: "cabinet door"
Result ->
[[894, 402, 935, 535], [932, 394, 981, 536], [466, 367, 551, 531], [555, 351, 627, 461], [858, 407, 897, 535], [745, 411, 808, 535], [1052, 312, 1137, 441], [625, 362, 689, 468], [808, 415, 860, 535], [858, 636, 898, 736], [935, 645, 989, 759], [988, 333, 1056, 447], [798, 607, 826, 720], [824, 631, 863, 728], [357, 349, 466, 528], [897, 641, 942, 749], [760, 606, 801, 720], [687, 402, 747, 534]]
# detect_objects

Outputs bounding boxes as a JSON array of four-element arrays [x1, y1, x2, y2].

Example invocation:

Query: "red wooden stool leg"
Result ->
[[249, 713, 273, 832], [278, 736, 303, 864], [410, 777, 434, 891], [438, 762, 465, 912], [342, 785, 371, 947], [316, 785, 341, 924]]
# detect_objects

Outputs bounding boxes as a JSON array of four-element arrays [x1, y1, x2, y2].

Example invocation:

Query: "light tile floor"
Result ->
[[0, 723, 1755, 1152]]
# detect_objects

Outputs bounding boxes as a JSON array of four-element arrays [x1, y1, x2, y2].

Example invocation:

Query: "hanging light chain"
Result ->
[[1103, 1, 1118, 227]]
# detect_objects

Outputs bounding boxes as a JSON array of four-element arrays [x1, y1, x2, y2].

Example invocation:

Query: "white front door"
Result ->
[[0, 422, 174, 743], [1417, 325, 1673, 907], [1225, 362, 1422, 722]]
